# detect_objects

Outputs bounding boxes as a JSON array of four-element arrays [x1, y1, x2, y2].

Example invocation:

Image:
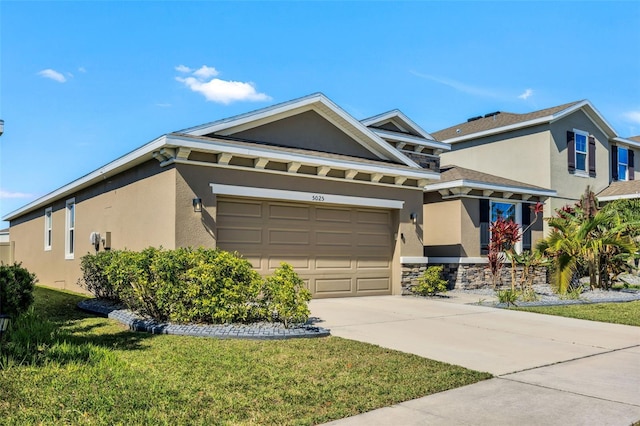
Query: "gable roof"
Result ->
[[361, 110, 435, 140], [597, 180, 640, 201], [612, 136, 640, 149], [424, 165, 556, 199], [180, 93, 420, 168], [433, 100, 618, 144]]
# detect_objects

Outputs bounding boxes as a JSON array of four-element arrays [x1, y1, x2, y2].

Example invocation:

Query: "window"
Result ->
[[65, 198, 75, 259], [567, 129, 595, 176], [618, 147, 629, 181], [574, 131, 588, 173], [491, 201, 516, 222], [44, 207, 52, 251]]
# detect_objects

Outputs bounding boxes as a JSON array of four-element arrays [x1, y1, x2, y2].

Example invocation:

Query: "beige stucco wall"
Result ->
[[10, 161, 176, 292], [440, 125, 552, 190], [175, 163, 424, 295], [548, 109, 612, 214], [0, 242, 14, 264]]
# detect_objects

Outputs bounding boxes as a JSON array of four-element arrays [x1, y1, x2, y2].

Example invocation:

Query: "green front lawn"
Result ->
[[515, 300, 640, 327], [0, 287, 490, 425]]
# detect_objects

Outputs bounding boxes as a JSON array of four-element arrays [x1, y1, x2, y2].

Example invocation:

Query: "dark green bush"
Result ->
[[263, 263, 312, 327], [78, 250, 118, 299], [79, 248, 311, 326], [0, 263, 36, 317]]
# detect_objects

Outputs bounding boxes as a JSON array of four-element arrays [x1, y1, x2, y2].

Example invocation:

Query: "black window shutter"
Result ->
[[612, 145, 618, 181], [588, 135, 596, 177], [521, 204, 532, 251], [479, 199, 490, 255], [630, 149, 635, 180], [567, 131, 575, 173]]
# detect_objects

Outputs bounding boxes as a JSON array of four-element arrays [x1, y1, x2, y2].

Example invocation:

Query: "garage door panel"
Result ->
[[357, 277, 391, 292], [357, 210, 390, 225], [268, 256, 310, 271], [268, 229, 310, 245], [218, 227, 262, 244], [315, 256, 352, 269], [357, 232, 391, 248], [316, 230, 352, 246], [356, 257, 391, 269], [217, 197, 392, 298], [269, 204, 310, 220], [218, 200, 262, 218], [315, 207, 351, 223], [315, 277, 353, 294]]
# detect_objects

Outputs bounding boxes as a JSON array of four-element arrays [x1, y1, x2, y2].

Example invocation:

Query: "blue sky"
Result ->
[[1, 1, 639, 227]]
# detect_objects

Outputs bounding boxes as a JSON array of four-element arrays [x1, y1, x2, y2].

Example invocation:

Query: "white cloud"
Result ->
[[0, 190, 34, 199], [623, 111, 640, 124], [38, 69, 67, 83], [518, 89, 533, 100], [175, 64, 192, 73], [193, 65, 219, 79], [410, 70, 499, 98], [176, 65, 270, 104]]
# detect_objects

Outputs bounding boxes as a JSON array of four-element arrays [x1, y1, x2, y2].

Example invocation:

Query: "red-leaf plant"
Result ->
[[487, 202, 544, 290]]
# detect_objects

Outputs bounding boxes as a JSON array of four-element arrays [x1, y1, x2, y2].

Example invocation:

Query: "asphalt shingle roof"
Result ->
[[597, 180, 640, 198], [438, 165, 551, 191], [432, 101, 583, 142]]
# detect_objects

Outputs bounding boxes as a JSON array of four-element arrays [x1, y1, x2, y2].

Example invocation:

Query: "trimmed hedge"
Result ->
[[79, 248, 311, 327], [0, 263, 37, 317]]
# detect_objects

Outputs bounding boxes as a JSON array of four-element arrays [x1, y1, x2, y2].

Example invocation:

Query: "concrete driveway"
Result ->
[[311, 295, 640, 425]]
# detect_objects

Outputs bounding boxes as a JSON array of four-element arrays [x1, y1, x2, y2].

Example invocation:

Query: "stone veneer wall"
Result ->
[[402, 263, 548, 294]]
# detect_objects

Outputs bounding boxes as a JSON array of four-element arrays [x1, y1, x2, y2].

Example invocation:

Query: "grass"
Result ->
[[0, 286, 491, 425], [515, 300, 640, 327]]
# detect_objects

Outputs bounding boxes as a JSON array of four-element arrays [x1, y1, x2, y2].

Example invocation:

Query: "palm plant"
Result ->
[[537, 190, 639, 293]]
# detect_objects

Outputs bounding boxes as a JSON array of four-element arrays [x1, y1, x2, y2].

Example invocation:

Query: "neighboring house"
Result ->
[[3, 93, 446, 297], [0, 228, 13, 265], [435, 101, 638, 215]]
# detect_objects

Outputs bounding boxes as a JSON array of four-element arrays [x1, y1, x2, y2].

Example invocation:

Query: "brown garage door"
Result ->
[[216, 197, 393, 298]]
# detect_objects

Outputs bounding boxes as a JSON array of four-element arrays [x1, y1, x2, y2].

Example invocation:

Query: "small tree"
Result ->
[[411, 266, 448, 296], [262, 263, 312, 328]]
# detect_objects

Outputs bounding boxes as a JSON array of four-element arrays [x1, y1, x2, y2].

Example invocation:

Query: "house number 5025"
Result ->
[[312, 195, 325, 202]]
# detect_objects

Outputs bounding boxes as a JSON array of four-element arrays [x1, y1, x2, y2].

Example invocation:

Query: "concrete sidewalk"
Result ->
[[311, 295, 640, 425]]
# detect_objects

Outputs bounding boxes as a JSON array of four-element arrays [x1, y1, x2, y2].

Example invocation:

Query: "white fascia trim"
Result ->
[[3, 136, 168, 221], [181, 93, 420, 168], [372, 129, 451, 151], [424, 179, 556, 197], [554, 101, 617, 139], [361, 110, 436, 141], [167, 135, 440, 181], [598, 193, 640, 202], [210, 184, 405, 209], [400, 256, 489, 264], [612, 137, 640, 149]]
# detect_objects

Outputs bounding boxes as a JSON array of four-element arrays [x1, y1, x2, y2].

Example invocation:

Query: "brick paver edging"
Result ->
[[78, 299, 330, 340]]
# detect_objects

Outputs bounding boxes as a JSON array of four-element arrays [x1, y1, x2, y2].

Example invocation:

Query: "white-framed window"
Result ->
[[490, 201, 516, 223], [65, 198, 75, 259], [574, 130, 588, 174], [618, 146, 629, 181], [44, 207, 52, 251]]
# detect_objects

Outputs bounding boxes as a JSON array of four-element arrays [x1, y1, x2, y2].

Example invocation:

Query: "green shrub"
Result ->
[[79, 250, 118, 299], [0, 262, 36, 317], [496, 288, 519, 306], [78, 248, 314, 326], [263, 263, 312, 328], [411, 266, 448, 297]]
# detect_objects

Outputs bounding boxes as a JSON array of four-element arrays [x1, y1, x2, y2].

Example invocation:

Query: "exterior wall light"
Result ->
[[410, 212, 417, 224], [192, 197, 203, 212]]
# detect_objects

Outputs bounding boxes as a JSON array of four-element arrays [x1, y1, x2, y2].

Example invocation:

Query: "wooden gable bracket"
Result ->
[[521, 194, 532, 201], [287, 162, 301, 173], [395, 176, 407, 185], [345, 169, 358, 180], [152, 151, 169, 162], [317, 166, 331, 177], [418, 179, 429, 188], [450, 187, 472, 196], [253, 158, 269, 169], [502, 192, 514, 199], [371, 173, 384, 183], [438, 189, 450, 197], [176, 148, 191, 160], [217, 153, 233, 165], [483, 190, 495, 197], [160, 148, 176, 160], [395, 142, 407, 151]]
